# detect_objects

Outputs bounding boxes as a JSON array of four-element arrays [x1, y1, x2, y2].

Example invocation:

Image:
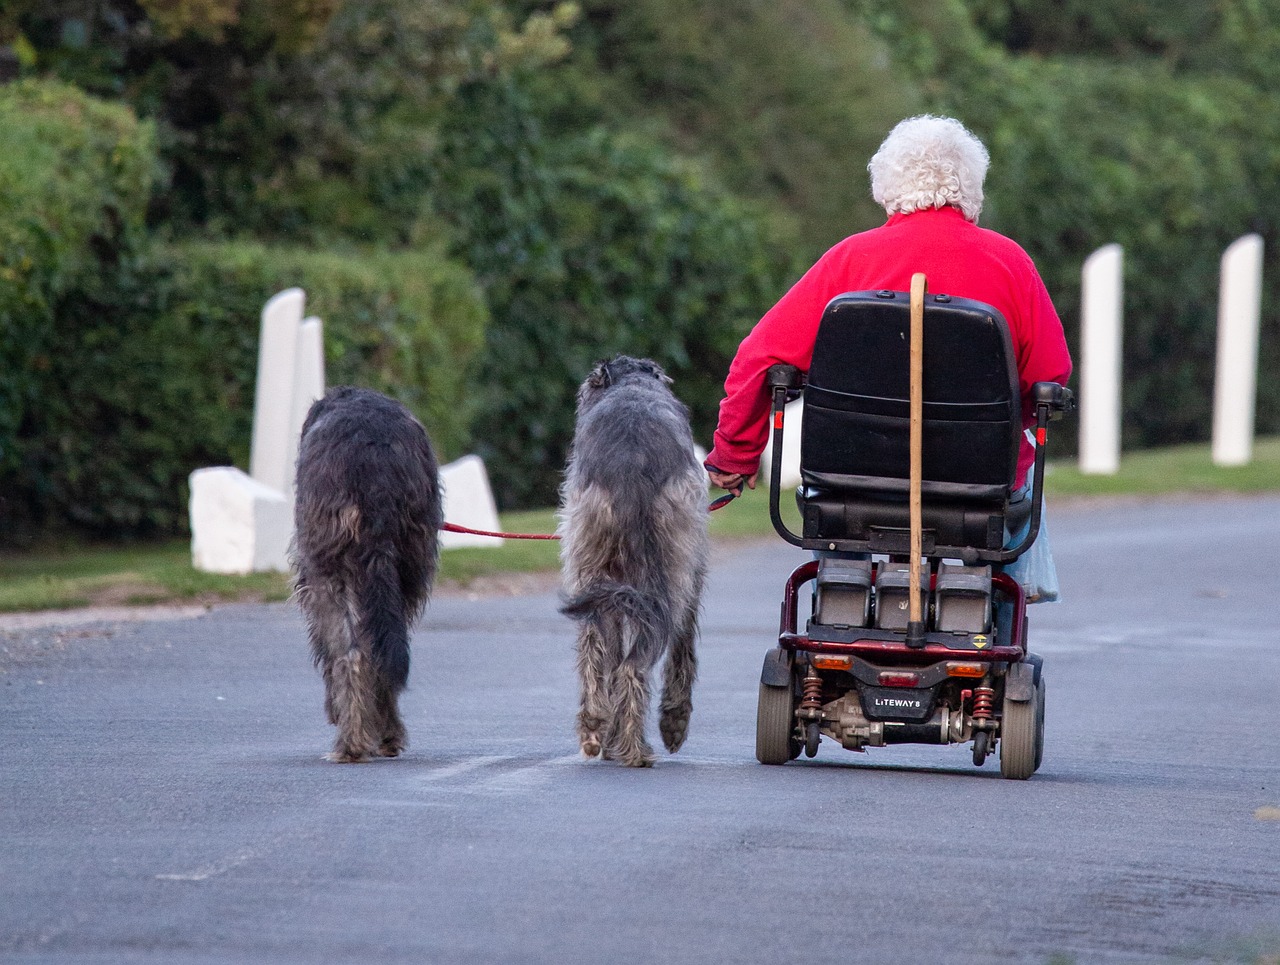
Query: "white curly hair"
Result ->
[[868, 115, 990, 223]]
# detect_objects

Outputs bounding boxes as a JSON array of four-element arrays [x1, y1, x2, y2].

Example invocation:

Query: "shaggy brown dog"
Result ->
[[291, 386, 442, 763]]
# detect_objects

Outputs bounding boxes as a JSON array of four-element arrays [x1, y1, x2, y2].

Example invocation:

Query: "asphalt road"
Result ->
[[3, 494, 1278, 964]]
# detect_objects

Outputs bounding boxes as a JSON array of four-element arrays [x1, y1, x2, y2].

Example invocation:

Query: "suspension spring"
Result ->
[[798, 665, 824, 719], [971, 686, 996, 720]]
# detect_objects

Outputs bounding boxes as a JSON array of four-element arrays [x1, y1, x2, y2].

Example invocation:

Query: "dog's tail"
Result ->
[[560, 580, 671, 656], [354, 547, 411, 690]]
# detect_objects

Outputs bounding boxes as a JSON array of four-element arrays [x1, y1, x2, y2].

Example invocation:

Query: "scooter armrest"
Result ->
[[1031, 382, 1075, 421], [766, 363, 803, 392]]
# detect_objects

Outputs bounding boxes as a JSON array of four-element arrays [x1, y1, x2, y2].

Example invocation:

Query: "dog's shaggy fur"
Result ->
[[291, 386, 443, 763], [557, 356, 710, 767]]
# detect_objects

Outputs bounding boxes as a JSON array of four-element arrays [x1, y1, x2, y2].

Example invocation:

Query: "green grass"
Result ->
[[0, 509, 568, 615], [707, 482, 801, 538], [1042, 435, 1280, 498], [0, 438, 1274, 615], [0, 541, 293, 614], [435, 508, 562, 584]]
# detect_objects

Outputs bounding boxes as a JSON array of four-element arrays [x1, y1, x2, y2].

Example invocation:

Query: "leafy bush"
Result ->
[[549, 0, 920, 253], [435, 77, 791, 508], [167, 241, 490, 462], [15, 0, 578, 247], [13, 0, 1277, 532], [5, 240, 487, 542], [0, 79, 156, 478]]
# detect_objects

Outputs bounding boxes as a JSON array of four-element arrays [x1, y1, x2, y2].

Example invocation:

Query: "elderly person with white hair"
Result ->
[[704, 115, 1072, 506]]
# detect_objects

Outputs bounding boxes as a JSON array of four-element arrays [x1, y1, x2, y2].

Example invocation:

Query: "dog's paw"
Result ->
[[577, 713, 606, 759], [325, 749, 372, 764], [618, 750, 655, 768], [373, 726, 404, 757], [659, 712, 690, 754], [613, 738, 655, 768]]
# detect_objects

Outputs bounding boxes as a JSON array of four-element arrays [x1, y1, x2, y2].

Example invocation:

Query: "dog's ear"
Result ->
[[586, 359, 613, 390], [638, 359, 673, 385]]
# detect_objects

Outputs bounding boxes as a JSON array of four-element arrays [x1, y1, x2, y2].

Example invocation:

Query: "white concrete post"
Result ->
[[189, 467, 292, 574], [439, 455, 505, 549], [285, 316, 326, 497], [1079, 244, 1124, 475], [249, 288, 305, 493], [1212, 234, 1263, 466]]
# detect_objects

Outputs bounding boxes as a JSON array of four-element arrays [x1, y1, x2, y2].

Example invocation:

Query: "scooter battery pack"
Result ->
[[874, 561, 931, 630], [933, 562, 992, 634], [813, 558, 872, 628]]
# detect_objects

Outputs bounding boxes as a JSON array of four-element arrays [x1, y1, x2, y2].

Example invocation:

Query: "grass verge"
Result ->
[[1041, 435, 1280, 498], [0, 437, 1274, 614], [0, 542, 293, 614]]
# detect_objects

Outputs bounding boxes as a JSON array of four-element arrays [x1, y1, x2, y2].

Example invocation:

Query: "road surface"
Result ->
[[2, 494, 1278, 963]]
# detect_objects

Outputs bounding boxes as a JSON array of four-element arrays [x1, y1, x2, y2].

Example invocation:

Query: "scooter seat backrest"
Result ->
[[800, 290, 1021, 502]]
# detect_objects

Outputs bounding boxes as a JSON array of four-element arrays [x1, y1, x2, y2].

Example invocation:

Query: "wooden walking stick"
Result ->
[[906, 272, 927, 648]]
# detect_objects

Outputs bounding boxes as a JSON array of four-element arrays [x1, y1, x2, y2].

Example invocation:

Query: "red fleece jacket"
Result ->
[[706, 206, 1073, 489]]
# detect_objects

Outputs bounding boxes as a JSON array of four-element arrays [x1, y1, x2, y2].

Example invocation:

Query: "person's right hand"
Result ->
[[706, 469, 757, 496]]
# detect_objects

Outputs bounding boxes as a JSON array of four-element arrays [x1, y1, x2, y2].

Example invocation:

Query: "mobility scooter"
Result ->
[[755, 276, 1073, 778]]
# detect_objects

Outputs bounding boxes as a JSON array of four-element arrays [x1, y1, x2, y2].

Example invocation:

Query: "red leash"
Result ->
[[440, 522, 560, 541], [440, 491, 739, 541], [707, 491, 738, 511]]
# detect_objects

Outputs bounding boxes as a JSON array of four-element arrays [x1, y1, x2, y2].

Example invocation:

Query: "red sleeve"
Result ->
[[1012, 258, 1073, 423], [705, 248, 848, 476], [1007, 255, 1072, 488]]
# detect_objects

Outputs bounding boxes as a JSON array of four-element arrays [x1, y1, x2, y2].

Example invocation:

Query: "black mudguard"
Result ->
[[760, 647, 793, 688]]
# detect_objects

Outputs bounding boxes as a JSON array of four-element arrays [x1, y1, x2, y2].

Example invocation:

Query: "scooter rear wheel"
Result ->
[[756, 680, 800, 765], [999, 675, 1045, 779]]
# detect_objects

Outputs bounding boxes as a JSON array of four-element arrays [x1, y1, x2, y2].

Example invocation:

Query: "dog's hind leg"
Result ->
[[575, 612, 621, 758], [659, 600, 699, 755], [343, 548, 411, 761], [297, 576, 350, 727], [373, 681, 407, 758], [607, 657, 655, 767], [328, 647, 380, 763], [606, 591, 673, 766]]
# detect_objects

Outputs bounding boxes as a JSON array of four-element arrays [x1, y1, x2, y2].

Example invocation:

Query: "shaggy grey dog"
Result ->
[[558, 356, 709, 767], [291, 386, 443, 763]]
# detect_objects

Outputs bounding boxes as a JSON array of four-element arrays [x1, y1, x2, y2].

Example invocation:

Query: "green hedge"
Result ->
[[5, 240, 487, 542], [0, 79, 156, 478], [167, 241, 490, 463], [436, 79, 793, 508]]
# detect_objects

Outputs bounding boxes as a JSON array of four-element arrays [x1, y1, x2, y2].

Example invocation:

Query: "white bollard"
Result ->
[[286, 316, 326, 497], [1079, 244, 1124, 475], [249, 288, 305, 494], [1212, 234, 1263, 467], [439, 455, 505, 549], [189, 467, 292, 574]]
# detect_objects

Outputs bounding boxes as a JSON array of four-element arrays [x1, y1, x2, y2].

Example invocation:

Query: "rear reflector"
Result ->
[[946, 662, 986, 678], [878, 671, 919, 687], [812, 655, 852, 670]]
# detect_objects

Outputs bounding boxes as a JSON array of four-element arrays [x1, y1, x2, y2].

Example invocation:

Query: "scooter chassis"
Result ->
[[760, 558, 1043, 777]]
